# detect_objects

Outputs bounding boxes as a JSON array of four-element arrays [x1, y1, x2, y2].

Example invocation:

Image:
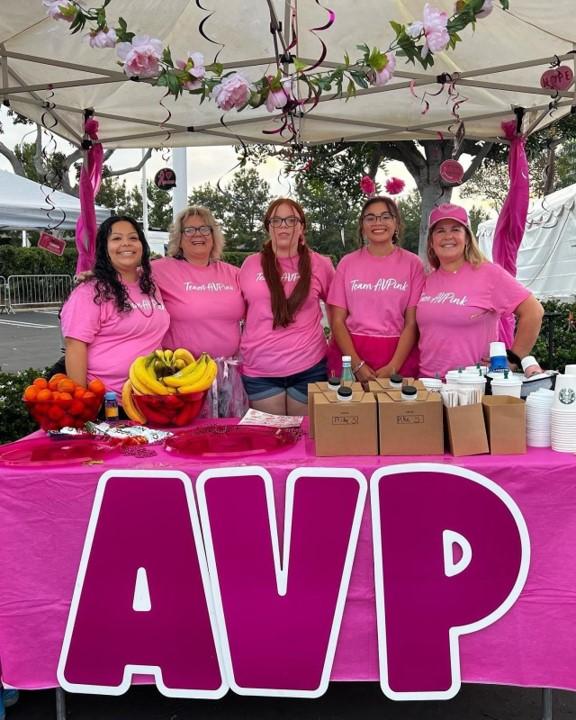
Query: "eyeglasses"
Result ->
[[269, 216, 301, 228], [182, 226, 212, 237], [363, 212, 394, 224]]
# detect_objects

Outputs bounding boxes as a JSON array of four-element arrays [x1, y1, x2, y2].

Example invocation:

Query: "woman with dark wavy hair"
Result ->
[[239, 198, 335, 416], [60, 216, 170, 396]]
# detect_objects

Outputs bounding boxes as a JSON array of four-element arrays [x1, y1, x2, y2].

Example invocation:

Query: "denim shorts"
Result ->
[[242, 359, 328, 404]]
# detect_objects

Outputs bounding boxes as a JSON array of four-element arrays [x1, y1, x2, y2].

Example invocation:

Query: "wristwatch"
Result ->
[[506, 349, 522, 367]]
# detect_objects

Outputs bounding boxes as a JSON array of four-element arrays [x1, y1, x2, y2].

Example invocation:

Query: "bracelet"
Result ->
[[353, 360, 365, 374]]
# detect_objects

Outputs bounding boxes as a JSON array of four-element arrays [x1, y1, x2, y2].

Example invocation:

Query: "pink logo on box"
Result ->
[[38, 232, 66, 256]]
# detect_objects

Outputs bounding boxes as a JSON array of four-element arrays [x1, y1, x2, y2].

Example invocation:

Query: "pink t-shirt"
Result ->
[[152, 258, 244, 358], [417, 261, 531, 378], [327, 247, 425, 336], [239, 251, 335, 377], [60, 280, 170, 396]]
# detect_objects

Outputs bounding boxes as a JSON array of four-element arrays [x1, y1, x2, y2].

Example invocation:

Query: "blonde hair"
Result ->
[[426, 223, 485, 270], [167, 206, 225, 260]]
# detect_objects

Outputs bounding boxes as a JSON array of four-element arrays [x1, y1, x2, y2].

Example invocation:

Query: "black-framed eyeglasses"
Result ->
[[182, 226, 212, 237], [363, 212, 395, 224], [269, 216, 301, 228]]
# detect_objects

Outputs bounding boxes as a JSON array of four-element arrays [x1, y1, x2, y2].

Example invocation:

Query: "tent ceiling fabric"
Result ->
[[1, 1, 575, 149]]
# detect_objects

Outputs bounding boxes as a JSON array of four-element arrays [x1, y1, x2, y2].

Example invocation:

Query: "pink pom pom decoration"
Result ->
[[360, 175, 376, 196], [385, 177, 405, 195]]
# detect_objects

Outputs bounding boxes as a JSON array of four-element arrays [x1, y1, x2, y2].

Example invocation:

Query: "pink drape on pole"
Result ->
[[492, 118, 530, 348], [75, 117, 104, 274]]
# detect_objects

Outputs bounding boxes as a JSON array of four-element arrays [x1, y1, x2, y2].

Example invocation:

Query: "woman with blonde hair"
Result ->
[[239, 198, 335, 416], [417, 203, 544, 378], [152, 205, 247, 417]]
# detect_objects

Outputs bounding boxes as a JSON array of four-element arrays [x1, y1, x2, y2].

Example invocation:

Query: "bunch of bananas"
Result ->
[[122, 348, 218, 424]]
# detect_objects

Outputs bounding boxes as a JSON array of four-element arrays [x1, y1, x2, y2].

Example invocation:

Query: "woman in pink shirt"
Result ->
[[152, 206, 247, 417], [417, 203, 544, 378], [61, 216, 170, 397], [239, 198, 335, 416], [328, 196, 425, 382]]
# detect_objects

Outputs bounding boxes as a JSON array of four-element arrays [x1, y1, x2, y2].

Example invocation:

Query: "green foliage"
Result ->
[[220, 251, 251, 268], [0, 245, 77, 276], [535, 299, 576, 370], [0, 368, 46, 444], [96, 176, 172, 230]]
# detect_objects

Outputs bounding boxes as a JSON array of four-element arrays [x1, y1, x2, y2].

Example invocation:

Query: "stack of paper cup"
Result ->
[[551, 373, 576, 452], [457, 373, 486, 404], [525, 389, 554, 447], [491, 374, 523, 398], [420, 377, 443, 392]]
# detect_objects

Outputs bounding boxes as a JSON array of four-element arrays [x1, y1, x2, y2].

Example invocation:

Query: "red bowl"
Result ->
[[133, 391, 206, 427], [25, 397, 101, 432]]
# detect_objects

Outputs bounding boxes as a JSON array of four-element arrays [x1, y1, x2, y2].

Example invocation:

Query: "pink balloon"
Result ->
[[540, 66, 574, 92]]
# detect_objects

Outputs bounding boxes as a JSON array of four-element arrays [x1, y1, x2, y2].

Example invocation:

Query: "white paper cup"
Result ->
[[491, 377, 523, 398], [445, 369, 463, 384], [465, 365, 489, 376], [420, 378, 443, 392]]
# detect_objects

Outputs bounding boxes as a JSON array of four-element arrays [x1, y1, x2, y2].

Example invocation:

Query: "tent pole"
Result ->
[[173, 147, 188, 218], [141, 148, 149, 236]]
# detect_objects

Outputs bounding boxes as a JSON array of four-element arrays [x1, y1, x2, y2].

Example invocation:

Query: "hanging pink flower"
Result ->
[[176, 52, 206, 91], [212, 73, 253, 111], [368, 52, 396, 87], [43, 0, 77, 21], [116, 35, 163, 79], [88, 28, 117, 49], [265, 79, 293, 113], [385, 177, 405, 195], [360, 175, 376, 196], [407, 4, 450, 57]]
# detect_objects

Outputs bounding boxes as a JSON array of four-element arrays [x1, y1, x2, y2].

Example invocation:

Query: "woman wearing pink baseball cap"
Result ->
[[417, 203, 544, 378]]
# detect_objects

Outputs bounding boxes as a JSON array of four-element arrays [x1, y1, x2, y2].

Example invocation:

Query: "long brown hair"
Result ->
[[261, 198, 312, 329]]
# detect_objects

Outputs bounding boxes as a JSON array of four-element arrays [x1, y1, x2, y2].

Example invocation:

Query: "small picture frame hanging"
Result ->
[[154, 168, 177, 190], [38, 231, 66, 256]]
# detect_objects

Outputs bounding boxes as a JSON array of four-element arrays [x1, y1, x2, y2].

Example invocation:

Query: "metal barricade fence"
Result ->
[[0, 275, 10, 314], [6, 274, 72, 310]]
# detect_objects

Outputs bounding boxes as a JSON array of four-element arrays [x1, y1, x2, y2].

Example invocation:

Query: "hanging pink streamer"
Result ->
[[75, 118, 104, 274], [492, 118, 530, 348]]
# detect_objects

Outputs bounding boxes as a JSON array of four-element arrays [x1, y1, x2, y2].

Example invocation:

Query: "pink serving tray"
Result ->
[[165, 424, 301, 458], [0, 436, 123, 467]]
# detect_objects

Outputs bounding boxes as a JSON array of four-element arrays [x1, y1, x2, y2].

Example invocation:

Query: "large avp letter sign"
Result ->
[[58, 464, 529, 700]]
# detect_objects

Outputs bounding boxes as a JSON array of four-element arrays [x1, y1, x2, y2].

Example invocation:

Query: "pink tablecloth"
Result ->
[[0, 425, 575, 690]]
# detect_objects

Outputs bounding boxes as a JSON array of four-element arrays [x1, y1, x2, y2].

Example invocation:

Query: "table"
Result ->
[[0, 424, 575, 693]]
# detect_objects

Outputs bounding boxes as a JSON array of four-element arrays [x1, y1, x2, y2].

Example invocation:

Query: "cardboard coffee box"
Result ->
[[313, 391, 378, 456], [445, 403, 489, 456], [377, 390, 443, 455], [308, 382, 362, 438], [482, 396, 526, 454]]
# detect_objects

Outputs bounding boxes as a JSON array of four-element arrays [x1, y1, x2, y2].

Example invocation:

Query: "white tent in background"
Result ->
[[0, 169, 110, 232], [477, 183, 576, 299]]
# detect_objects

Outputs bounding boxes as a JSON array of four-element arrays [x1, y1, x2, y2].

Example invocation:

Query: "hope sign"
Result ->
[[57, 464, 529, 701]]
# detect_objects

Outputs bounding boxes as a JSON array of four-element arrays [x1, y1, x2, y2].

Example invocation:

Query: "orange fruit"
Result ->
[[33, 377, 48, 389], [33, 403, 49, 417], [69, 399, 85, 417], [58, 391, 73, 408], [23, 386, 38, 402], [49, 373, 67, 390], [60, 414, 74, 427], [48, 405, 64, 421], [36, 388, 52, 403], [88, 379, 105, 396], [73, 387, 86, 400], [57, 379, 76, 394]]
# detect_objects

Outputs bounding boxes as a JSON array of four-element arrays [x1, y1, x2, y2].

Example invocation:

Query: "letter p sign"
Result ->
[[371, 464, 529, 700]]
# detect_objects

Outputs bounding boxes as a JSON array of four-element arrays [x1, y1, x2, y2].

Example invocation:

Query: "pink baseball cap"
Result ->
[[428, 203, 470, 230]]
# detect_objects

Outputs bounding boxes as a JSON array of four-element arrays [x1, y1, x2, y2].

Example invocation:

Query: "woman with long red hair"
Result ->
[[239, 198, 335, 416]]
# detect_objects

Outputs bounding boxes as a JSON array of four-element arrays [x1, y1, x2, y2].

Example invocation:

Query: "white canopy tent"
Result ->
[[0, 169, 110, 232], [478, 183, 576, 299], [0, 2, 575, 149]]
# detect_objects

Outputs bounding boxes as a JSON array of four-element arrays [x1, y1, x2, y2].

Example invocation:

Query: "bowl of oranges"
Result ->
[[22, 374, 106, 431]]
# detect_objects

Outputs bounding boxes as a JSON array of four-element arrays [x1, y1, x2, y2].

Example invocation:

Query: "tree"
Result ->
[[189, 167, 271, 251]]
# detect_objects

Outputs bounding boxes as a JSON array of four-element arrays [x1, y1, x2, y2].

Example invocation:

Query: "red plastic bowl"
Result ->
[[133, 391, 206, 427], [25, 398, 101, 432]]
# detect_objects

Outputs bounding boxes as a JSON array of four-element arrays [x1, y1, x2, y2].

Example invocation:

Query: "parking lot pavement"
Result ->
[[4, 684, 574, 720], [0, 309, 62, 373]]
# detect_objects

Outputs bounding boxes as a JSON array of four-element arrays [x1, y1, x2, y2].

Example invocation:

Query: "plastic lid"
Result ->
[[341, 355, 352, 363], [401, 385, 417, 397], [390, 373, 403, 384], [328, 377, 341, 386], [337, 386, 353, 398], [104, 391, 117, 400]]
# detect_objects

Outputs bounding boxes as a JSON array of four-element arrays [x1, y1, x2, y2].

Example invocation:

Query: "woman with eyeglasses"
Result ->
[[239, 198, 335, 416], [417, 203, 544, 378], [152, 206, 248, 417], [327, 195, 425, 382]]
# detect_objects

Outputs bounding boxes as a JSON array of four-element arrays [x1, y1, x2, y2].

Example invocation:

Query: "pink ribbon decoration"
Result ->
[[75, 117, 104, 273], [492, 118, 530, 348]]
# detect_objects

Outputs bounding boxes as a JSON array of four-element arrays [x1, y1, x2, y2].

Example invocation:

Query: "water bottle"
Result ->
[[341, 355, 354, 388], [104, 391, 119, 421]]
